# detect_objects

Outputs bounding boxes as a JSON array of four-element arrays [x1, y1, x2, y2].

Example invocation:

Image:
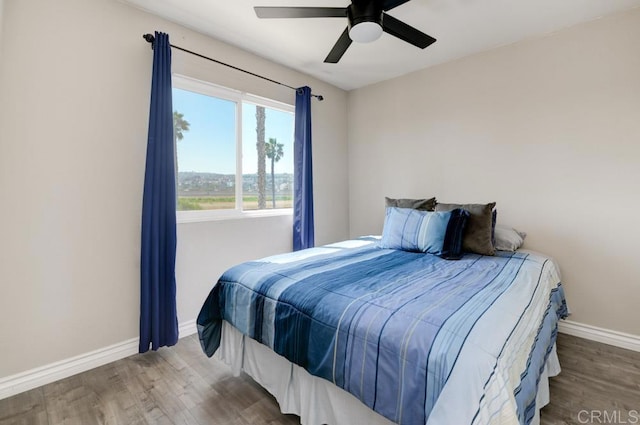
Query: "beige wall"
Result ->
[[0, 0, 348, 378], [348, 9, 640, 336], [0, 1, 4, 57], [2, 0, 637, 384]]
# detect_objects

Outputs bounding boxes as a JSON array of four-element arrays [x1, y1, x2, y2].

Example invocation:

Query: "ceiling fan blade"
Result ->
[[382, 13, 436, 49], [324, 27, 352, 63], [254, 7, 347, 19], [382, 0, 412, 11]]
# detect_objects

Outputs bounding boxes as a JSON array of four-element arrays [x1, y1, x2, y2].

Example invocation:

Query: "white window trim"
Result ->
[[177, 208, 293, 224], [172, 74, 295, 223]]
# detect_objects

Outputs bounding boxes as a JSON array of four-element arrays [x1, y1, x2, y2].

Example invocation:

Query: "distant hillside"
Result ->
[[178, 171, 293, 196]]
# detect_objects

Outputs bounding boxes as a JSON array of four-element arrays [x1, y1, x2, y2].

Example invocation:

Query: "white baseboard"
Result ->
[[0, 337, 139, 401], [558, 319, 640, 353], [0, 319, 198, 401], [2, 319, 637, 401], [179, 318, 198, 337]]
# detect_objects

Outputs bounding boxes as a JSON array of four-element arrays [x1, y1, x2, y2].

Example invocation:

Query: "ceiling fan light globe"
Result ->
[[349, 21, 383, 43]]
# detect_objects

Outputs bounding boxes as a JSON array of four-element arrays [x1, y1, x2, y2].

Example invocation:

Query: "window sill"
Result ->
[[177, 208, 293, 224]]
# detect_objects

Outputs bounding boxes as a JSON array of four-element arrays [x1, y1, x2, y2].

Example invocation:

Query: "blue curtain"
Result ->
[[139, 31, 178, 353], [293, 87, 315, 251]]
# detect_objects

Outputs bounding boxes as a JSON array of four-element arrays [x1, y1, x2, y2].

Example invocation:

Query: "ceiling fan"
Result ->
[[254, 0, 436, 63]]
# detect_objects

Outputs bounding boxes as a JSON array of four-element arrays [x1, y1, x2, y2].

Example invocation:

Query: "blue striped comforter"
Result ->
[[197, 238, 568, 425]]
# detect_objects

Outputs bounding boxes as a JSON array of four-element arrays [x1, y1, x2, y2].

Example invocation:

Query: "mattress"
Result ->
[[197, 238, 568, 425], [216, 320, 561, 425]]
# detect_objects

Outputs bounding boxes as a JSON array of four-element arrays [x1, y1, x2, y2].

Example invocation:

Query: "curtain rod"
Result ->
[[143, 34, 324, 101]]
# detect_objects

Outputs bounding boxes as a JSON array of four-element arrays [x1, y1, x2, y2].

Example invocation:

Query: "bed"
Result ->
[[197, 237, 568, 425]]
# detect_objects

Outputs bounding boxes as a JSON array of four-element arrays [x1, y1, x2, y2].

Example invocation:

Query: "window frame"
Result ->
[[172, 74, 295, 223]]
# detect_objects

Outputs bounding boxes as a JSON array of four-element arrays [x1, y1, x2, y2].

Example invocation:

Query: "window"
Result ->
[[172, 75, 294, 221]]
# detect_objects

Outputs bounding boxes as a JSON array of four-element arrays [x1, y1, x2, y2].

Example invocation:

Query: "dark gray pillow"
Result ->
[[385, 197, 436, 211], [435, 202, 496, 256]]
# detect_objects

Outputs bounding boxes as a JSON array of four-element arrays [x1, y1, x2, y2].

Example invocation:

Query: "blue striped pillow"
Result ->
[[380, 207, 453, 254]]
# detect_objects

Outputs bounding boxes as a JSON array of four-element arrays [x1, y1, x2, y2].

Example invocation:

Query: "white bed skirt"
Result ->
[[215, 321, 560, 425]]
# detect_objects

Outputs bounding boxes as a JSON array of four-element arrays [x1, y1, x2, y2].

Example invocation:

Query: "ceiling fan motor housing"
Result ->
[[348, 1, 383, 43]]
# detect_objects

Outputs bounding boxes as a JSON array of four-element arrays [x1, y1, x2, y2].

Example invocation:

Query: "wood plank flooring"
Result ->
[[1, 333, 638, 425], [542, 334, 640, 424]]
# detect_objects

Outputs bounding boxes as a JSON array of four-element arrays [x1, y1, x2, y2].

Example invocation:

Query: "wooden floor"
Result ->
[[1, 333, 639, 425]]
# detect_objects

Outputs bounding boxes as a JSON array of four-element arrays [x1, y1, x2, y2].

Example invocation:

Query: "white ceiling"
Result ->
[[123, 0, 640, 90]]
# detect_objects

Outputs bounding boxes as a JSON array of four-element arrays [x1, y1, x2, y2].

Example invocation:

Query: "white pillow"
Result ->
[[494, 225, 526, 251]]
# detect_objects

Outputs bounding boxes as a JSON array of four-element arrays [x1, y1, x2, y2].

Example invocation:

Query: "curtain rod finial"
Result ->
[[316, 95, 324, 101], [143, 33, 155, 44]]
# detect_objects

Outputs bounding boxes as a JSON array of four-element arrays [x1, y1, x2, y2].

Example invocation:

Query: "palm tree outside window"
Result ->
[[265, 137, 284, 209]]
